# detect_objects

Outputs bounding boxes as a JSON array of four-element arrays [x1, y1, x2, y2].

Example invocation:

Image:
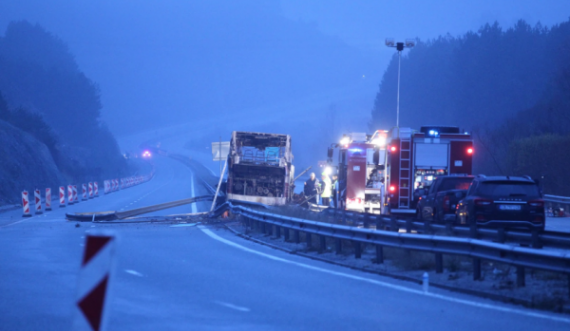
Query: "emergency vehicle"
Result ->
[[383, 126, 473, 214], [329, 131, 388, 214]]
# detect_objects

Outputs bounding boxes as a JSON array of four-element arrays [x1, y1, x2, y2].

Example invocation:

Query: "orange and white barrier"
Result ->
[[68, 185, 74, 205], [45, 188, 52, 211], [34, 189, 42, 214], [94, 182, 99, 197], [82, 184, 88, 201], [73, 185, 78, 203], [88, 182, 94, 199], [22, 190, 31, 217], [59, 186, 66, 207], [73, 233, 115, 331]]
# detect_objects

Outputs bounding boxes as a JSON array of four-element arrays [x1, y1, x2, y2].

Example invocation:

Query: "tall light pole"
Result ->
[[385, 38, 415, 129]]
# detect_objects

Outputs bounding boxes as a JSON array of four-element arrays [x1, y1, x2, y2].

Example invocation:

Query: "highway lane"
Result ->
[[1, 155, 569, 330]]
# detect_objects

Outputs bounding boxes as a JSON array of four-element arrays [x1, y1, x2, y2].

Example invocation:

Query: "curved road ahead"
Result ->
[[0, 155, 568, 330]]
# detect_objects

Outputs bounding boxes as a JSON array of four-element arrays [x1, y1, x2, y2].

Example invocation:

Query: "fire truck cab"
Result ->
[[384, 126, 473, 214], [332, 131, 387, 214]]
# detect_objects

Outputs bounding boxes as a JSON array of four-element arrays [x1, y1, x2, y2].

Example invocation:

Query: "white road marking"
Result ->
[[198, 225, 570, 324], [214, 301, 250, 312], [0, 216, 36, 228], [170, 223, 199, 227], [125, 269, 144, 277]]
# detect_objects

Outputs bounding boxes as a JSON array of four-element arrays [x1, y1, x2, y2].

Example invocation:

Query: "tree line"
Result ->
[[0, 21, 128, 182], [371, 19, 570, 195]]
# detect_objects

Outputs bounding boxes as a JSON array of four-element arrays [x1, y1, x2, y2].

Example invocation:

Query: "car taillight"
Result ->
[[389, 185, 396, 192], [532, 216, 544, 223], [528, 200, 544, 207], [443, 195, 450, 212], [476, 215, 487, 221], [474, 198, 492, 206]]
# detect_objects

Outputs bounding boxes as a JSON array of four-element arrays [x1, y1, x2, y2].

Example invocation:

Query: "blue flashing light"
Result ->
[[428, 130, 439, 137], [348, 148, 362, 153]]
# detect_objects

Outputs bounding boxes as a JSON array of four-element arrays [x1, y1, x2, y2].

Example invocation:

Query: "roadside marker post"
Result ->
[[59, 186, 66, 207], [73, 232, 116, 331], [73, 185, 79, 203], [45, 188, 52, 211], [34, 189, 42, 214], [94, 182, 99, 197], [22, 190, 32, 217], [68, 185, 74, 205], [88, 183, 94, 199], [82, 184, 88, 201]]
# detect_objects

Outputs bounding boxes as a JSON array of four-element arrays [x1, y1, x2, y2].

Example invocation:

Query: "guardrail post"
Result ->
[[335, 239, 342, 254], [391, 216, 399, 232], [469, 223, 478, 239], [363, 213, 370, 229], [516, 266, 525, 287], [319, 235, 326, 253], [275, 226, 281, 238], [472, 258, 481, 280], [306, 233, 312, 248], [445, 220, 453, 234], [294, 230, 300, 243], [435, 253, 443, 273], [375, 245, 384, 264], [531, 229, 542, 249], [405, 219, 413, 233], [260, 222, 265, 234], [424, 218, 431, 234], [497, 227, 506, 244], [354, 241, 361, 259], [284, 228, 290, 241], [568, 274, 570, 299]]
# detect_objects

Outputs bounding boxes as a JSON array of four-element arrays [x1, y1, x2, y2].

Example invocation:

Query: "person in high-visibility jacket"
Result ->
[[320, 173, 332, 207]]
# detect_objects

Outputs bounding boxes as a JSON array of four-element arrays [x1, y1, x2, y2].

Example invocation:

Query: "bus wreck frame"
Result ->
[[226, 131, 294, 205]]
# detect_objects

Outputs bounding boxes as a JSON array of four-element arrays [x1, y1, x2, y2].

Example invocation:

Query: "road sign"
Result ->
[[211, 142, 230, 161]]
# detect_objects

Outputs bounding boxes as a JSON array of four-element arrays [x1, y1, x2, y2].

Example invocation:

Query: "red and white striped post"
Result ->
[[59, 186, 66, 207], [22, 190, 32, 217], [88, 182, 94, 199], [68, 185, 74, 205], [82, 184, 88, 201], [114, 179, 119, 191], [94, 182, 99, 197], [73, 185, 78, 203], [73, 232, 116, 331], [45, 188, 52, 211], [34, 189, 42, 214]]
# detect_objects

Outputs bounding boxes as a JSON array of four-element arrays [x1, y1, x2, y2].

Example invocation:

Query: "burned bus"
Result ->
[[226, 131, 294, 205]]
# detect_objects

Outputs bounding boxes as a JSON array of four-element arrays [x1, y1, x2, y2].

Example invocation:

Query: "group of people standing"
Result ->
[[303, 172, 338, 208]]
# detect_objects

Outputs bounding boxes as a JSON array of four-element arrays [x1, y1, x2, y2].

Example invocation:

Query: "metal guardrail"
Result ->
[[313, 208, 570, 249], [544, 194, 570, 204], [215, 202, 570, 297]]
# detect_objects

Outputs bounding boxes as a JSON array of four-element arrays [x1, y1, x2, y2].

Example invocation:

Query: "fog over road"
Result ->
[[1, 155, 569, 330]]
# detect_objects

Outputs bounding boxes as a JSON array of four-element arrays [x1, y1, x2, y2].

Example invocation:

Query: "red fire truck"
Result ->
[[329, 131, 388, 214], [383, 126, 473, 214]]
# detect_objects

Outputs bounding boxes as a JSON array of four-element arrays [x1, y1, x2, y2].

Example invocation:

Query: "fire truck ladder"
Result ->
[[398, 138, 411, 208]]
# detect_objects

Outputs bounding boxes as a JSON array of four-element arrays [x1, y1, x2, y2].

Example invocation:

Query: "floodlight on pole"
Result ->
[[385, 38, 416, 129]]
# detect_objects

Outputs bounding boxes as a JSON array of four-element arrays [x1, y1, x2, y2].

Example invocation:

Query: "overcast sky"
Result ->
[[1, 0, 569, 138]]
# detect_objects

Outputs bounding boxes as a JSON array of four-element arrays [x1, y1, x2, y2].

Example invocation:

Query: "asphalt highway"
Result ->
[[1, 155, 569, 330]]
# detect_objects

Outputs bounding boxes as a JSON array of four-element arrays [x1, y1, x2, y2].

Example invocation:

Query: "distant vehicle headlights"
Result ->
[[142, 150, 152, 158]]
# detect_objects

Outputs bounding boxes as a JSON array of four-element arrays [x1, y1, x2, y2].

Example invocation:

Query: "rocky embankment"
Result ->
[[0, 120, 64, 205]]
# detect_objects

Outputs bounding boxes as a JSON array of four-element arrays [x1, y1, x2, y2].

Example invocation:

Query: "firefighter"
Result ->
[[321, 173, 332, 206], [304, 172, 320, 204], [331, 174, 339, 208]]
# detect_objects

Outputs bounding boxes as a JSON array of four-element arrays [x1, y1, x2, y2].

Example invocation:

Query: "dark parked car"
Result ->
[[417, 175, 474, 222], [456, 175, 545, 231]]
